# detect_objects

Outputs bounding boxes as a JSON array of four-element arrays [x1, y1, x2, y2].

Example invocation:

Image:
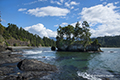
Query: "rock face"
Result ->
[[0, 52, 22, 64], [86, 45, 99, 51], [17, 59, 57, 71], [67, 44, 84, 52], [57, 43, 101, 52]]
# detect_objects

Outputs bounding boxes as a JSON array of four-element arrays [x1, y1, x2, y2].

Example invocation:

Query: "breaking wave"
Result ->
[[77, 71, 102, 80]]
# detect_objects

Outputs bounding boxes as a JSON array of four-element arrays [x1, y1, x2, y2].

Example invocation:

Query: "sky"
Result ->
[[0, 0, 120, 38]]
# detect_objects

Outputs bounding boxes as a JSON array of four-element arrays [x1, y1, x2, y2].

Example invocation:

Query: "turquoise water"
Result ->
[[18, 47, 120, 80]]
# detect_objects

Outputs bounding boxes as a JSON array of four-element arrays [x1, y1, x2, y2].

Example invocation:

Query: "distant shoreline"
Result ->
[[100, 47, 120, 48]]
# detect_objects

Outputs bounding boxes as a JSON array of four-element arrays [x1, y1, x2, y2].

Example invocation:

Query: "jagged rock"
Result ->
[[0, 67, 14, 75], [0, 53, 22, 64], [17, 59, 57, 71]]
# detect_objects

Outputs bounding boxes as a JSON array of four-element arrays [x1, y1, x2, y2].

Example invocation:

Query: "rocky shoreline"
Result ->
[[0, 46, 57, 80]]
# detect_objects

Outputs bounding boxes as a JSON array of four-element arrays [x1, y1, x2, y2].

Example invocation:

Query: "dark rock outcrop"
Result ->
[[6, 47, 13, 52], [17, 59, 57, 71], [51, 46, 56, 51], [86, 45, 99, 51], [57, 43, 101, 52], [66, 44, 84, 52]]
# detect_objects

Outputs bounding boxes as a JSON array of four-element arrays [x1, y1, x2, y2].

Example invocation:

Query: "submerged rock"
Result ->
[[17, 59, 57, 71]]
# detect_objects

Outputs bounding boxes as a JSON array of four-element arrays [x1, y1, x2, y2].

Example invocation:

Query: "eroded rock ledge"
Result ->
[[0, 49, 57, 80]]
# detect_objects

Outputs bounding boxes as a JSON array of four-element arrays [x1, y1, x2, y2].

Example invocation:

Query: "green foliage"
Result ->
[[5, 42, 10, 46], [92, 35, 120, 47], [0, 23, 5, 35], [0, 23, 56, 47], [56, 21, 92, 48]]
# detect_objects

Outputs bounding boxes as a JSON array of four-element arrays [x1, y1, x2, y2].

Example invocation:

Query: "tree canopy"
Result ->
[[56, 21, 91, 47], [0, 23, 56, 47]]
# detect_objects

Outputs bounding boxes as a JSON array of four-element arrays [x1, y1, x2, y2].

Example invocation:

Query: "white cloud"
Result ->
[[103, 2, 107, 5], [60, 0, 63, 3], [50, 0, 62, 5], [115, 1, 119, 4], [65, 2, 70, 8], [65, 1, 80, 9], [70, 1, 79, 5], [80, 3, 120, 37], [60, 22, 68, 27], [71, 6, 74, 9], [1, 18, 6, 23], [54, 24, 59, 27], [18, 8, 27, 11], [24, 23, 57, 38], [54, 22, 68, 27], [38, 0, 47, 1], [27, 6, 70, 17], [23, 0, 47, 5], [74, 8, 79, 11]]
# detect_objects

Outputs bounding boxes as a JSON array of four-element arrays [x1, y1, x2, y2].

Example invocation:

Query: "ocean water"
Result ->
[[16, 47, 120, 80]]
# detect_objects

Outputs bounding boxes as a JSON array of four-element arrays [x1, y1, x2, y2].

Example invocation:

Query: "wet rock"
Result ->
[[0, 53, 22, 64], [0, 67, 14, 75], [6, 47, 13, 52], [51, 46, 56, 51], [17, 59, 57, 71]]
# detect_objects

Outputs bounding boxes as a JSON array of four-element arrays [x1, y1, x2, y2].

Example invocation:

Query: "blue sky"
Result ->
[[0, 0, 120, 38]]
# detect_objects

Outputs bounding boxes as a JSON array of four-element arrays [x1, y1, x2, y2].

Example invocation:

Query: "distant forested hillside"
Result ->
[[0, 23, 56, 47], [92, 35, 120, 47]]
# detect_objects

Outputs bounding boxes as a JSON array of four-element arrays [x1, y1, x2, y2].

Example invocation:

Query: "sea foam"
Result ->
[[23, 50, 42, 54], [77, 71, 102, 80]]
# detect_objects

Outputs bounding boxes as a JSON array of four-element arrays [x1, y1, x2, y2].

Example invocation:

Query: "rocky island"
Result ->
[[55, 21, 102, 52]]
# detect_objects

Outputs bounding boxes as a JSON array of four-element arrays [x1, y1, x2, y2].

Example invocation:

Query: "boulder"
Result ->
[[6, 47, 13, 52], [51, 46, 56, 51], [17, 59, 57, 71]]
